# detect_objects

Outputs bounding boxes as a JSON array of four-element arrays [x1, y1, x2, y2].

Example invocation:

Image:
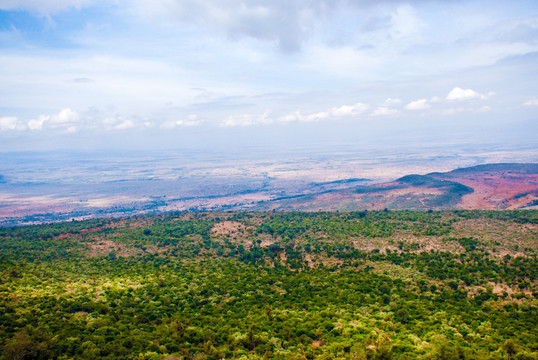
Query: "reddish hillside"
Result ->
[[430, 163, 538, 210], [252, 163, 538, 211]]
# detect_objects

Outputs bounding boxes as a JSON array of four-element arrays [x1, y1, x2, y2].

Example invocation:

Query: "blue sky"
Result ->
[[0, 0, 537, 151]]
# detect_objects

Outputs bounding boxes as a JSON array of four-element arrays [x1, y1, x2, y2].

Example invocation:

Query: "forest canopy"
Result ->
[[0, 210, 536, 359]]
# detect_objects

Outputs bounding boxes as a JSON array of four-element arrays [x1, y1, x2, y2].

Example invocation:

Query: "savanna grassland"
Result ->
[[0, 210, 537, 359]]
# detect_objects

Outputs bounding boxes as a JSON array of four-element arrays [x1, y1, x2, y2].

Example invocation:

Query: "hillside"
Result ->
[[1, 162, 537, 227], [0, 210, 537, 359], [431, 163, 538, 210], [249, 163, 538, 211]]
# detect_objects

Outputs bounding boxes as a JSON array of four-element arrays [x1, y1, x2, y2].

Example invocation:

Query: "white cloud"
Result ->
[[21, 108, 81, 131], [277, 102, 368, 125], [102, 116, 135, 130], [330, 102, 368, 116], [102, 117, 118, 127], [114, 120, 134, 130], [176, 114, 200, 127], [2, 109, 80, 132], [132, 0, 342, 53], [389, 4, 425, 40], [404, 98, 430, 110], [222, 112, 273, 127], [430, 96, 440, 103], [48, 109, 80, 128], [278, 111, 300, 123], [162, 114, 201, 129], [302, 111, 329, 122], [27, 115, 49, 130], [175, 120, 198, 127], [223, 114, 256, 127], [372, 107, 399, 116], [0, 116, 19, 131], [384, 98, 402, 105], [446, 87, 487, 101], [278, 110, 328, 123], [523, 99, 538, 106], [278, 107, 330, 122]]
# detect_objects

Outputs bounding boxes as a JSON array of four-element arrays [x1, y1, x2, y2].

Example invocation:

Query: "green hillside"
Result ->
[[0, 211, 537, 359]]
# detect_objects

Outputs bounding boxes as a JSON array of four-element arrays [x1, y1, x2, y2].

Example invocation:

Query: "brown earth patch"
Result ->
[[467, 282, 533, 298], [259, 235, 278, 247], [488, 282, 520, 296], [86, 239, 143, 257], [211, 221, 244, 236]]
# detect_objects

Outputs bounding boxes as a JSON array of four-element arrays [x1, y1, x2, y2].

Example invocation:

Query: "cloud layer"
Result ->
[[0, 0, 537, 150], [0, 84, 519, 132]]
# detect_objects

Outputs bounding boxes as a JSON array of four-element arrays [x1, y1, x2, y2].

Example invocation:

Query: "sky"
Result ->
[[0, 0, 537, 152]]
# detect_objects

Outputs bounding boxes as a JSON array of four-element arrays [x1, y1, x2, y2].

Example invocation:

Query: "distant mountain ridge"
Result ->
[[251, 163, 538, 211], [2, 163, 537, 227], [439, 163, 538, 175]]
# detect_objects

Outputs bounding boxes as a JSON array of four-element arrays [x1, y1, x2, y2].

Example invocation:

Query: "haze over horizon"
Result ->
[[0, 0, 537, 153]]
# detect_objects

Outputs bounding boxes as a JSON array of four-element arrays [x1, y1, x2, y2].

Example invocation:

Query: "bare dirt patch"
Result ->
[[211, 221, 244, 236], [467, 282, 533, 298], [86, 239, 143, 257]]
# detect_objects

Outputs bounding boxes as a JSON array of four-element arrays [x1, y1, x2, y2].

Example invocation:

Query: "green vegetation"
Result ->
[[0, 210, 537, 359]]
